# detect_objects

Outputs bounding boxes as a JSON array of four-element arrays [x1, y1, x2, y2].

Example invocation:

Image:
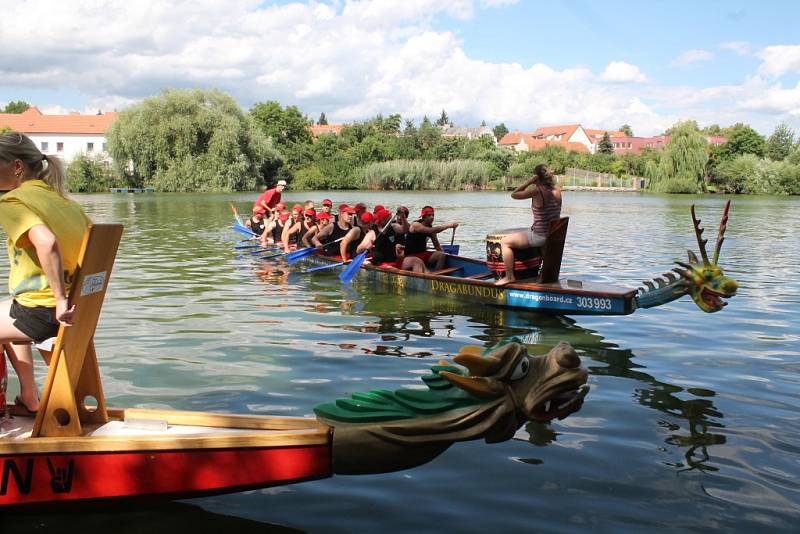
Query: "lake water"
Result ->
[[4, 191, 800, 532]]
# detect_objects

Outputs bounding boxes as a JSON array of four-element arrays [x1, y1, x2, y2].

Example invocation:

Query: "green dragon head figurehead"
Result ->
[[677, 201, 739, 312], [636, 201, 738, 313]]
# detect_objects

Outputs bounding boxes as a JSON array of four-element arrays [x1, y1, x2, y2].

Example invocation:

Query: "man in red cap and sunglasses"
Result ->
[[405, 206, 458, 271], [313, 204, 355, 258]]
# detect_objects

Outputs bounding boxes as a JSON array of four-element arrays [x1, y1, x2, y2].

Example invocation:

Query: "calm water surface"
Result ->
[[4, 191, 800, 533]]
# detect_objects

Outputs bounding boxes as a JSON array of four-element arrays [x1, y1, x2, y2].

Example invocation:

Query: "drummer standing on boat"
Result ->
[[495, 164, 562, 286], [405, 206, 458, 271], [253, 179, 286, 216], [0, 132, 90, 414]]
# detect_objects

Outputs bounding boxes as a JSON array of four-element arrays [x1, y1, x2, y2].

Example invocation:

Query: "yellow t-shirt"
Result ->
[[0, 180, 91, 308]]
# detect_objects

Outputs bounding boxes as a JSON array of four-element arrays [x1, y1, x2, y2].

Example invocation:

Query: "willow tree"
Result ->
[[107, 89, 281, 192], [654, 121, 708, 193]]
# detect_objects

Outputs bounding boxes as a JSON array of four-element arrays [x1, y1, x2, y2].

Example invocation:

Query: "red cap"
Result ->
[[338, 203, 349, 212], [360, 212, 374, 224], [279, 213, 290, 222], [354, 203, 367, 213], [292, 204, 303, 212], [421, 207, 435, 217], [398, 206, 409, 216], [304, 209, 316, 218], [316, 212, 332, 220], [341, 206, 356, 214], [372, 204, 385, 215], [322, 198, 332, 206], [375, 209, 392, 224]]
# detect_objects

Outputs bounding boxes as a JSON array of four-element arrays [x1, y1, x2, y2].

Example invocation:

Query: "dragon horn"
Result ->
[[454, 352, 503, 377], [690, 205, 710, 265], [712, 200, 731, 265]]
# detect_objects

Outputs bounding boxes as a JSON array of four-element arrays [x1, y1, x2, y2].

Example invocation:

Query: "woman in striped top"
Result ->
[[495, 164, 562, 286]]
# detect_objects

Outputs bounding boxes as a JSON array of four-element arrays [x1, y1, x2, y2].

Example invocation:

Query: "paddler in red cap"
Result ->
[[321, 198, 333, 215], [405, 206, 458, 271], [280, 205, 305, 251], [340, 210, 374, 262], [282, 208, 317, 251], [313, 204, 355, 257], [357, 209, 425, 273]]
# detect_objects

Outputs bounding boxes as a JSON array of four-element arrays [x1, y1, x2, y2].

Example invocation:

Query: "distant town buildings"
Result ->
[[0, 107, 117, 162], [308, 124, 344, 138], [441, 125, 497, 145]]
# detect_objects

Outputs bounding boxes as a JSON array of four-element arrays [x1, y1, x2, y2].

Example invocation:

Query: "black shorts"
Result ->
[[9, 301, 60, 343]]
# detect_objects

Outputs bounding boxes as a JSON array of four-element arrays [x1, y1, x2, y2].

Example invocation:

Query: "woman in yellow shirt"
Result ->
[[0, 132, 90, 414]]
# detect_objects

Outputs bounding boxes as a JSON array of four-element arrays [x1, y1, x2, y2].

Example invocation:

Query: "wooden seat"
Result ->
[[429, 266, 461, 276], [32, 224, 124, 438], [465, 272, 494, 279]]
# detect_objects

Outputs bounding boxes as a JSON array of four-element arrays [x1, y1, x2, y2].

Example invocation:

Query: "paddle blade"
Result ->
[[232, 224, 256, 237], [286, 247, 317, 264], [339, 251, 367, 284], [235, 243, 265, 250], [230, 203, 244, 226], [306, 261, 344, 273], [442, 244, 460, 255]]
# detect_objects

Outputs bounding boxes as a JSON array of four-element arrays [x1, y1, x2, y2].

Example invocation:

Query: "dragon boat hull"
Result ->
[[308, 253, 638, 316], [0, 407, 332, 508]]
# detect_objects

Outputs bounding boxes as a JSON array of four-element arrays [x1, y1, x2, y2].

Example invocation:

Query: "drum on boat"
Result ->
[[486, 228, 542, 280]]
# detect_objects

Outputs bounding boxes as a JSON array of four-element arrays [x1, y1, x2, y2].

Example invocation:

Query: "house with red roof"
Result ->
[[498, 130, 589, 153], [0, 107, 118, 162], [308, 124, 344, 138]]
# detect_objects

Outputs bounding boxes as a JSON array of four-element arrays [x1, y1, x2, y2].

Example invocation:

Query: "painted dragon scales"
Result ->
[[635, 201, 738, 312]]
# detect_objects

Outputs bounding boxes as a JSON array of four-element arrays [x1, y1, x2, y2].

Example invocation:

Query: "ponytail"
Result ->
[[0, 132, 68, 197]]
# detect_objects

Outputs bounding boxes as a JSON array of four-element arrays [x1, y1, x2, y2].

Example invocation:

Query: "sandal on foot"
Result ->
[[14, 396, 38, 415]]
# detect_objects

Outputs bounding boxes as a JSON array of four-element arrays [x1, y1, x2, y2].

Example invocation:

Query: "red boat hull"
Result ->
[[0, 444, 331, 507]]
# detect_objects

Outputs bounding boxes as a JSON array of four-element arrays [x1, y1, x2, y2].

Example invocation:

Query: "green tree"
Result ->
[[493, 123, 509, 141], [318, 112, 328, 125], [619, 124, 633, 137], [766, 123, 794, 161], [702, 124, 722, 136], [2, 100, 30, 113], [597, 132, 614, 154], [436, 109, 449, 127], [107, 88, 279, 192], [653, 121, 708, 193], [250, 101, 312, 148], [66, 153, 122, 192], [717, 123, 766, 160], [665, 120, 699, 136]]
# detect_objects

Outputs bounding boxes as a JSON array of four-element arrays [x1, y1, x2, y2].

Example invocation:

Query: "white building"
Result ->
[[0, 107, 118, 163]]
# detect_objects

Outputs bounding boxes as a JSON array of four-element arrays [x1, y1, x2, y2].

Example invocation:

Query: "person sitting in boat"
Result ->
[[353, 203, 368, 221], [494, 164, 562, 286], [280, 205, 304, 251], [253, 179, 286, 217], [405, 206, 459, 271], [321, 198, 333, 215], [305, 211, 331, 246], [358, 209, 426, 273], [245, 207, 267, 237], [281, 208, 317, 251], [313, 204, 355, 258], [303, 200, 315, 212], [339, 211, 375, 262], [0, 132, 91, 414]]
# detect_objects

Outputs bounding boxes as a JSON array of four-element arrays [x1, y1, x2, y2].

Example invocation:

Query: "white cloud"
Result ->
[[2, 1, 800, 137], [600, 62, 647, 83], [758, 45, 800, 77], [738, 81, 800, 116], [480, 0, 520, 7], [671, 49, 714, 66], [719, 41, 751, 56]]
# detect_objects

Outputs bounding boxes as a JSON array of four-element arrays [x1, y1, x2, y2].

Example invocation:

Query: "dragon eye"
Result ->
[[510, 358, 529, 380]]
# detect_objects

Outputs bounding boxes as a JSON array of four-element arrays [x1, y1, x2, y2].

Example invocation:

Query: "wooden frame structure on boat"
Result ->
[[1, 224, 331, 507]]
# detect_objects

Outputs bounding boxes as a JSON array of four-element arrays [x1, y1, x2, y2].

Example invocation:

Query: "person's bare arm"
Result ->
[[27, 225, 74, 326], [430, 233, 442, 252], [409, 221, 458, 235], [511, 177, 538, 200], [312, 224, 333, 248], [340, 228, 361, 261], [302, 226, 318, 248], [356, 229, 376, 254], [282, 222, 300, 252]]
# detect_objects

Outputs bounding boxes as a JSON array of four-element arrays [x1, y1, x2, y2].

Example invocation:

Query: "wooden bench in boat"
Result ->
[[465, 272, 494, 280], [429, 266, 461, 276]]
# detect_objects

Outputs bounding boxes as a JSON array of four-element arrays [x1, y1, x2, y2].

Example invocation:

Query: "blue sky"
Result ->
[[2, 0, 799, 136]]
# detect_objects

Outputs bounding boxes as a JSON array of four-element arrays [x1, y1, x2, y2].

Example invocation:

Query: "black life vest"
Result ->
[[372, 226, 398, 264], [323, 223, 351, 256], [404, 220, 429, 254]]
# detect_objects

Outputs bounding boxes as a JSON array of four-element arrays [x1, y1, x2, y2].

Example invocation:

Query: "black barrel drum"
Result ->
[[486, 228, 542, 280]]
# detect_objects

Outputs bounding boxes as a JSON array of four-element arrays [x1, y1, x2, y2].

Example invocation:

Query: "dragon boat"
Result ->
[[301, 202, 738, 316], [0, 224, 589, 507]]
